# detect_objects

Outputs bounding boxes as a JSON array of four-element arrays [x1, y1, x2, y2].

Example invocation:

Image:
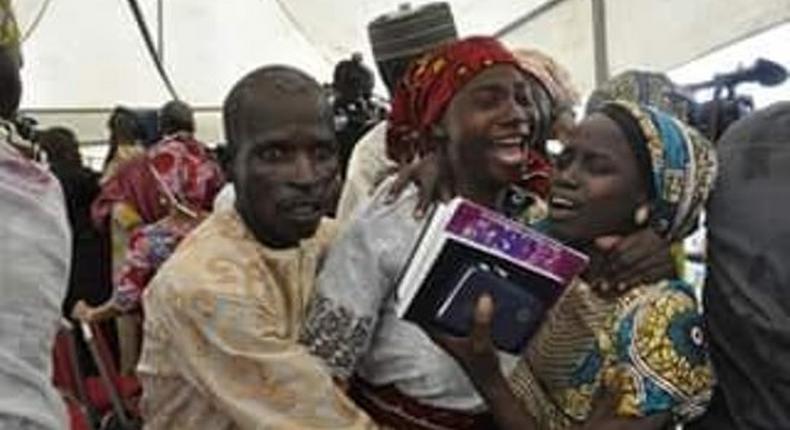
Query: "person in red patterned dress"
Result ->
[[73, 101, 224, 323]]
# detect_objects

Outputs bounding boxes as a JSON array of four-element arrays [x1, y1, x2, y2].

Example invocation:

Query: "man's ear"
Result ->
[[222, 145, 237, 183]]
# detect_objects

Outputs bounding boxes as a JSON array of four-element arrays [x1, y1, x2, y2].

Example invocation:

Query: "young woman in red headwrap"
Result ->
[[302, 36, 552, 430]]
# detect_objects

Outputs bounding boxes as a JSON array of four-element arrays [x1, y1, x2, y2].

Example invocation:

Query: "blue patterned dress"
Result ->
[[508, 278, 713, 429]]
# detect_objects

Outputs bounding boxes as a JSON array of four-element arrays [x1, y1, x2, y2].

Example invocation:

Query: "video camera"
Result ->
[[681, 58, 787, 141]]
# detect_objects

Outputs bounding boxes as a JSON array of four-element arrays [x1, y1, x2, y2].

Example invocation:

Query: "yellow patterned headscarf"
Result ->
[[587, 71, 691, 122], [0, 0, 21, 67], [598, 101, 717, 240], [513, 48, 580, 111], [0, 0, 19, 47]]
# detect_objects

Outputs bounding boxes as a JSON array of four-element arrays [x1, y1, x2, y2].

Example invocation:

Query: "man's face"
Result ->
[[442, 65, 534, 193], [231, 90, 338, 249]]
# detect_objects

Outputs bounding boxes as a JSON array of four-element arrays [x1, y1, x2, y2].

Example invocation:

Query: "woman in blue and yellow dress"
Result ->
[[434, 100, 717, 430]]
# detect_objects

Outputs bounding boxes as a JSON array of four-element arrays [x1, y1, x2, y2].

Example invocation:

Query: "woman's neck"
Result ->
[[579, 245, 610, 283], [543, 228, 608, 283], [454, 178, 506, 211]]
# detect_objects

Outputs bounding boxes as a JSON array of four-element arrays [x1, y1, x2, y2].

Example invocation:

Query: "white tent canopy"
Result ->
[[500, 0, 790, 94], [13, 0, 790, 148], [15, 0, 535, 145]]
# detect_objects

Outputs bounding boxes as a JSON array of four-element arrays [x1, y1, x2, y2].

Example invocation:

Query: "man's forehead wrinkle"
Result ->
[[271, 74, 312, 94], [235, 69, 318, 111]]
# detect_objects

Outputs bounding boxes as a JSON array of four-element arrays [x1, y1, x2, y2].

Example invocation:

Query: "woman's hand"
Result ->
[[575, 389, 670, 430], [431, 295, 545, 430], [71, 299, 124, 322], [591, 229, 676, 297], [71, 300, 97, 322], [428, 294, 501, 384], [384, 153, 454, 219]]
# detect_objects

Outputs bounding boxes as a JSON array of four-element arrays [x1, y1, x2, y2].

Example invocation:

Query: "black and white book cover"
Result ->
[[396, 198, 588, 353]]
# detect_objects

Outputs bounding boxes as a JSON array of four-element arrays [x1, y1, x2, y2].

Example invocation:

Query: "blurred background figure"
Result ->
[[332, 52, 387, 179], [82, 99, 224, 375], [38, 126, 114, 376], [38, 127, 111, 319], [102, 106, 145, 182]]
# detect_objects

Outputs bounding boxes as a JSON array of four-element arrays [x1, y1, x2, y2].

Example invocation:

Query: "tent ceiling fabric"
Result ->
[[20, 0, 169, 108], [18, 0, 331, 108], [500, 0, 790, 95], [16, 0, 540, 110], [605, 0, 790, 78], [276, 0, 545, 61], [11, 0, 790, 143], [500, 0, 596, 95]]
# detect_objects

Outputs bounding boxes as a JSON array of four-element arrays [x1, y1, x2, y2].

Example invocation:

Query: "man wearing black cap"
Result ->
[[335, 2, 458, 222]]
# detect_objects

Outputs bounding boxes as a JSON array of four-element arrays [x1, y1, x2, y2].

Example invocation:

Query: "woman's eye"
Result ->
[[554, 147, 574, 169], [585, 156, 615, 175], [515, 83, 537, 108], [257, 147, 285, 162], [473, 90, 503, 109]]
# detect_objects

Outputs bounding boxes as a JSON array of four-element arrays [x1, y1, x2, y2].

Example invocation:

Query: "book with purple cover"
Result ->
[[395, 197, 588, 353]]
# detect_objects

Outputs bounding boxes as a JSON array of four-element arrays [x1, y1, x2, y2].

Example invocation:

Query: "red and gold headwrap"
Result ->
[[386, 36, 523, 164]]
